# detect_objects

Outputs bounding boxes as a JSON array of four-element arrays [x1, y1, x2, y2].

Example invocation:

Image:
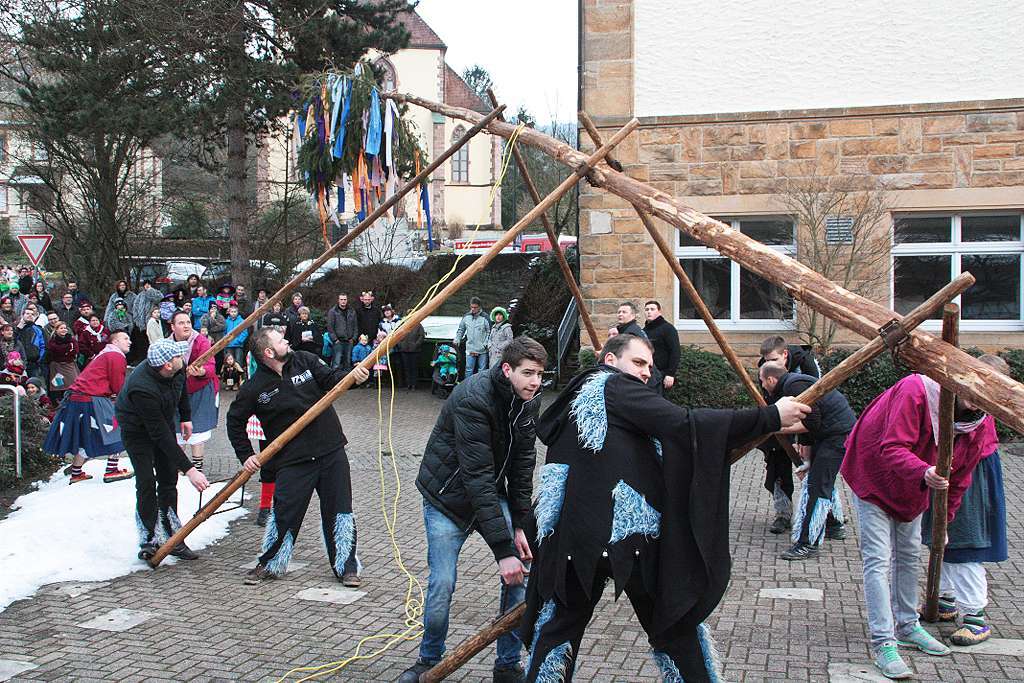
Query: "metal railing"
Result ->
[[0, 384, 22, 478], [555, 298, 579, 385]]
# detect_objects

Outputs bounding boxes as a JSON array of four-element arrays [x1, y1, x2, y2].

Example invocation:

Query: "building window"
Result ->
[[674, 217, 796, 329], [892, 213, 1024, 330], [0, 185, 7, 214], [450, 126, 469, 183]]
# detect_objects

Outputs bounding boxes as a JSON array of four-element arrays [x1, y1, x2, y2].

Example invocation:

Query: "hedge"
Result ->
[[0, 396, 59, 491]]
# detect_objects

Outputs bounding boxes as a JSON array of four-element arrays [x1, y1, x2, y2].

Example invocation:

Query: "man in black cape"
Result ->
[[520, 334, 809, 682]]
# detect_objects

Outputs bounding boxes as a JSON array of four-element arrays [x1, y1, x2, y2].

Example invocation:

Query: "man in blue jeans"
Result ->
[[454, 296, 491, 377], [399, 336, 548, 683]]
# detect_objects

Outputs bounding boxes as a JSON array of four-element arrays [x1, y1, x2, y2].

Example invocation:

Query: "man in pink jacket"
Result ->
[[841, 372, 997, 679]]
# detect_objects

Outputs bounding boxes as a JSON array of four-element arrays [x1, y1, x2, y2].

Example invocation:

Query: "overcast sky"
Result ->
[[414, 0, 578, 123]]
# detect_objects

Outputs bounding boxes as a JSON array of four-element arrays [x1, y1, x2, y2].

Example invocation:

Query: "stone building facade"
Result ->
[[579, 0, 1024, 356]]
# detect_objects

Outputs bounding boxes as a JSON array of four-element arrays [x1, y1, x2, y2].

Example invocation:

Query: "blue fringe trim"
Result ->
[[135, 510, 160, 546], [609, 480, 661, 544], [164, 508, 183, 533], [698, 622, 723, 683], [570, 371, 611, 452], [536, 641, 573, 683], [652, 438, 663, 462], [525, 599, 556, 675], [331, 513, 355, 577], [831, 485, 845, 524], [535, 464, 569, 544], [791, 477, 835, 545], [651, 650, 683, 682], [260, 509, 295, 576]]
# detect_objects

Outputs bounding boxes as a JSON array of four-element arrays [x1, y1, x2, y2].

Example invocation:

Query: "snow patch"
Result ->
[[0, 458, 247, 612]]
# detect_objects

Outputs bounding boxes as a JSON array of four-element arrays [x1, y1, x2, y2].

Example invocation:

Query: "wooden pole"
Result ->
[[923, 303, 960, 622], [420, 603, 526, 683], [728, 277, 973, 464], [187, 105, 507, 370], [577, 111, 801, 466], [148, 118, 639, 567], [485, 90, 601, 348], [385, 93, 1024, 436]]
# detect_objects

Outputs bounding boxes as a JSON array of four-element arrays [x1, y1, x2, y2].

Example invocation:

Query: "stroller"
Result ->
[[430, 343, 459, 398]]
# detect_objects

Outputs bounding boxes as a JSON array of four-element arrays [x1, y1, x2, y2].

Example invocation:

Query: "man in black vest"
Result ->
[[759, 361, 856, 560], [643, 300, 680, 395]]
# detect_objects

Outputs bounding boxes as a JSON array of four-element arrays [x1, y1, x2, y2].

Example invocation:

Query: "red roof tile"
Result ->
[[444, 64, 489, 114], [396, 10, 446, 49]]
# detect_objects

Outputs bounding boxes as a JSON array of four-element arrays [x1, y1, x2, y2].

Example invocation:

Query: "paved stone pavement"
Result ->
[[1, 386, 1023, 681]]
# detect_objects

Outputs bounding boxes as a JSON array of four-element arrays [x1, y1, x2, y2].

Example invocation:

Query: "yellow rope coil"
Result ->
[[275, 123, 527, 682]]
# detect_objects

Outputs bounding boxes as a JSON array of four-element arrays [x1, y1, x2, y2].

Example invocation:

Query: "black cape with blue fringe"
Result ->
[[522, 364, 781, 643]]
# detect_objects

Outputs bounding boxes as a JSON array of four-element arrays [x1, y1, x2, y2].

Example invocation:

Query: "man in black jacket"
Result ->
[[758, 335, 822, 535], [326, 293, 358, 370], [355, 290, 382, 341], [116, 338, 210, 561], [226, 327, 369, 586], [399, 336, 547, 683], [643, 300, 680, 395], [519, 335, 809, 682], [759, 362, 856, 560]]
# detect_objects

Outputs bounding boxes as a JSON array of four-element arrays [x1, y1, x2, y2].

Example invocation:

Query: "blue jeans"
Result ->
[[465, 351, 489, 376], [853, 493, 922, 649], [420, 498, 524, 667], [331, 340, 352, 371]]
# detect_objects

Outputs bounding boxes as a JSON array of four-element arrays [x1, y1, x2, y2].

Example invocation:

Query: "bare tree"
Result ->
[[781, 176, 892, 351]]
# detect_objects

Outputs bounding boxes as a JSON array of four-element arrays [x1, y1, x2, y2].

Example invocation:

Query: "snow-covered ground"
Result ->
[[0, 458, 247, 612]]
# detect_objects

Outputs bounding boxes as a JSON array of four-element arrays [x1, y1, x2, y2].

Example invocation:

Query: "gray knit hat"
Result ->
[[147, 338, 187, 367]]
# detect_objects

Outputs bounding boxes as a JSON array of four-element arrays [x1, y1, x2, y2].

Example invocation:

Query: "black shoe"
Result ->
[[397, 659, 434, 683], [780, 542, 820, 561], [256, 508, 270, 526], [825, 523, 847, 540], [769, 515, 791, 534], [170, 543, 199, 560], [138, 543, 159, 561], [493, 663, 525, 683]]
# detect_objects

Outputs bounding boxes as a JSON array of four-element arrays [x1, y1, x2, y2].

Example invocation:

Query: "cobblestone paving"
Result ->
[[1, 386, 1022, 681]]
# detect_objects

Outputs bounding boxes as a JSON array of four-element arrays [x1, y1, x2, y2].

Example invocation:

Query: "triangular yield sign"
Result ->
[[17, 234, 53, 266]]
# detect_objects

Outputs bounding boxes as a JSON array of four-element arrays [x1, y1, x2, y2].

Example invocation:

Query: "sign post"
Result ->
[[17, 234, 53, 278]]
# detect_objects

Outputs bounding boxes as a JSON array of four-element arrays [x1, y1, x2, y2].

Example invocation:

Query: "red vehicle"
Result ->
[[453, 235, 577, 255]]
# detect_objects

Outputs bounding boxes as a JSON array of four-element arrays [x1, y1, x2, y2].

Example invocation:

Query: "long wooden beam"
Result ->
[[385, 92, 1024, 436], [728, 274, 974, 464], [420, 603, 526, 683], [187, 105, 507, 369], [578, 111, 802, 466], [923, 303, 960, 622], [488, 89, 601, 348], [148, 117, 638, 567]]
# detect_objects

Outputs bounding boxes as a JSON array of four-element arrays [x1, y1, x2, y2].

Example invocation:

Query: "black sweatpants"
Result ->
[[258, 446, 358, 577], [796, 434, 846, 545], [525, 559, 714, 682], [123, 429, 183, 547]]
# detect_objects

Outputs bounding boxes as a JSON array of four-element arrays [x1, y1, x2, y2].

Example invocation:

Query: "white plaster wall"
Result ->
[[634, 0, 1024, 117], [443, 117, 496, 226]]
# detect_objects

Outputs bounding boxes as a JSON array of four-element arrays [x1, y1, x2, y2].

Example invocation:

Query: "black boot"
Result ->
[[769, 515, 791, 534], [138, 543, 159, 561], [170, 543, 199, 560], [493, 663, 525, 683], [780, 542, 819, 561], [825, 522, 847, 540], [397, 659, 433, 683]]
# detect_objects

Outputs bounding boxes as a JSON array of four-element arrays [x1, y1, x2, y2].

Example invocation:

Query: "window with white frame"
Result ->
[[674, 217, 796, 329], [450, 126, 469, 183], [892, 213, 1023, 329]]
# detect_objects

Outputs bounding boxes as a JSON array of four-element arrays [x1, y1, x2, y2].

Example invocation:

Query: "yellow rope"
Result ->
[[274, 123, 527, 682]]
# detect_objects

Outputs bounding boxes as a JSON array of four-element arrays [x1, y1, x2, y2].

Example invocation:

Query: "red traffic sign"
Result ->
[[17, 234, 53, 266]]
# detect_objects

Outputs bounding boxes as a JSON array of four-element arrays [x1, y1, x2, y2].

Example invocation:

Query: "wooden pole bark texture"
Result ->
[[487, 90, 601, 348], [923, 303, 960, 622], [728, 275, 974, 464], [148, 118, 638, 567], [385, 92, 1024, 436], [577, 111, 802, 466], [188, 105, 507, 370], [420, 603, 527, 683]]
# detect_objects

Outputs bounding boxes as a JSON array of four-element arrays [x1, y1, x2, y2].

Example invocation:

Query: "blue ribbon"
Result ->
[[332, 79, 352, 159], [365, 88, 382, 156], [422, 181, 433, 251]]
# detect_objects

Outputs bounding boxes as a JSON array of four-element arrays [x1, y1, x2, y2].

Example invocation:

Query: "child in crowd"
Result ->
[[221, 351, 245, 390], [0, 352, 27, 393], [371, 330, 389, 382], [351, 333, 372, 386], [25, 377, 54, 421]]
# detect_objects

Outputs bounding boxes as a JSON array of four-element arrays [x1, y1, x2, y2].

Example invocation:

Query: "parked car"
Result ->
[[129, 260, 206, 292], [291, 256, 361, 283], [206, 259, 281, 281]]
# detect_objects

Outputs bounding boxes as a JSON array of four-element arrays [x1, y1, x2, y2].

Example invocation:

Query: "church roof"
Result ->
[[444, 64, 489, 114], [396, 10, 446, 50]]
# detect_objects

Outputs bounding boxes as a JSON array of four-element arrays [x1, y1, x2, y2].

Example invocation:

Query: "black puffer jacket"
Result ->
[[417, 363, 540, 560]]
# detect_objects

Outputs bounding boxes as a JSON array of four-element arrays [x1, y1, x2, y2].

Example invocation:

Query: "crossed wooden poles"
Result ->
[[145, 91, 1022, 679]]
